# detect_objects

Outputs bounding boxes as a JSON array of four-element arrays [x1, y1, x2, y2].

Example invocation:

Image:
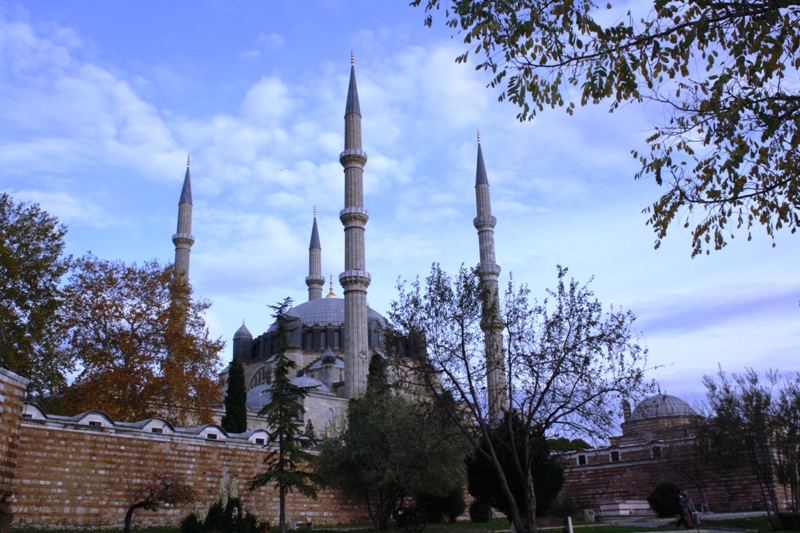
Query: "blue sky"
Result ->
[[1, 0, 797, 405]]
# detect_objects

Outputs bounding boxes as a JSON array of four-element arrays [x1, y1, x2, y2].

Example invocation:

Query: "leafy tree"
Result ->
[[703, 368, 800, 528], [249, 298, 317, 533], [315, 353, 469, 531], [60, 254, 223, 424], [413, 0, 800, 256], [125, 473, 196, 533], [548, 437, 592, 452], [386, 264, 650, 533], [0, 193, 72, 393], [467, 413, 565, 519], [222, 357, 248, 433]]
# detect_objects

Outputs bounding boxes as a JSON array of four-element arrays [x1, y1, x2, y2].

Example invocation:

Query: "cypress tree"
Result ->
[[221, 357, 247, 433]]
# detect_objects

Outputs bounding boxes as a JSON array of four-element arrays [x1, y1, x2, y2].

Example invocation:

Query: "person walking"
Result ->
[[0, 493, 13, 533], [675, 490, 693, 528]]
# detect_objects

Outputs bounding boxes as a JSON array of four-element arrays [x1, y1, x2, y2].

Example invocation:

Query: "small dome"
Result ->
[[291, 376, 329, 393], [234, 322, 252, 339], [630, 394, 696, 421], [321, 347, 337, 365]]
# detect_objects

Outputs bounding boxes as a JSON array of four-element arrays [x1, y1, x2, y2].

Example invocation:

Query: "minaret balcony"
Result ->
[[339, 149, 368, 167], [473, 215, 497, 230], [339, 270, 371, 290], [172, 233, 195, 247], [339, 207, 369, 227]]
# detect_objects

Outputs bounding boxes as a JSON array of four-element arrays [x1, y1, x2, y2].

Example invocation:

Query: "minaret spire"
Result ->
[[473, 139, 507, 416], [306, 209, 325, 301], [339, 57, 371, 399], [173, 155, 195, 282]]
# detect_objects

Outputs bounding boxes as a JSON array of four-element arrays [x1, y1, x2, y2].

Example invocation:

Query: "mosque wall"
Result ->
[[0, 367, 28, 495]]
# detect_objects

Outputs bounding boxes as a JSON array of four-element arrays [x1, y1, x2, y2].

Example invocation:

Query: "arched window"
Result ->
[[320, 331, 327, 349], [327, 409, 334, 426], [306, 331, 313, 350], [249, 366, 271, 388], [333, 330, 341, 349]]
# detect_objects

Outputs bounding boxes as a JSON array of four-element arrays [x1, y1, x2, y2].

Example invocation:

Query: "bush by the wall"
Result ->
[[416, 489, 467, 523], [778, 512, 800, 531], [549, 494, 578, 518], [469, 500, 493, 523], [181, 481, 258, 533], [646, 481, 680, 518]]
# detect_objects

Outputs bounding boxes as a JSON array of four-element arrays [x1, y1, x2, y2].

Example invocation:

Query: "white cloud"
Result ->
[[256, 32, 284, 48], [240, 50, 261, 59]]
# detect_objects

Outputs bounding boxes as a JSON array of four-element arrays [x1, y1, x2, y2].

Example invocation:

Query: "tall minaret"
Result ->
[[339, 53, 371, 399], [173, 156, 195, 282], [306, 208, 325, 301], [473, 134, 507, 415]]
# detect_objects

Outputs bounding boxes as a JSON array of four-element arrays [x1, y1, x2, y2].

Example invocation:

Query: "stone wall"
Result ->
[[0, 367, 28, 495], [13, 420, 368, 530]]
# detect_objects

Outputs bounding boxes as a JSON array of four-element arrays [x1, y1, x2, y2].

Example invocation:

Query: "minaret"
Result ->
[[173, 156, 195, 282], [473, 134, 507, 415], [306, 207, 325, 301], [339, 53, 371, 399]]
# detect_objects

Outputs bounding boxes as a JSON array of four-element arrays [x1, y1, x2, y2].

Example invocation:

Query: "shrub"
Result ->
[[779, 512, 800, 531], [416, 489, 467, 523], [469, 500, 493, 523], [549, 494, 578, 518], [647, 481, 680, 518], [181, 480, 259, 533]]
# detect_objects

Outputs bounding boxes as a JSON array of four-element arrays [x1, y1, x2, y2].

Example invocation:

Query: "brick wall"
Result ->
[[13, 422, 369, 530], [0, 367, 29, 496]]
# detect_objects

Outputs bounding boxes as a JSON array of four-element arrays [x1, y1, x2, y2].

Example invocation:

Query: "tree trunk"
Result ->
[[124, 501, 149, 533], [279, 482, 286, 533]]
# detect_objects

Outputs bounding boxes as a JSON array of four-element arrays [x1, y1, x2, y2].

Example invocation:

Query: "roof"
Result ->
[[291, 376, 330, 393], [475, 143, 489, 186], [345, 65, 361, 116], [630, 394, 697, 421], [310, 216, 321, 250], [267, 298, 385, 331], [180, 166, 193, 204], [234, 322, 252, 339]]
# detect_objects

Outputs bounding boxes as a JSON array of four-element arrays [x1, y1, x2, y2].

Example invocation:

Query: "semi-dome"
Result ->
[[630, 394, 696, 421], [268, 298, 385, 331], [246, 384, 272, 411]]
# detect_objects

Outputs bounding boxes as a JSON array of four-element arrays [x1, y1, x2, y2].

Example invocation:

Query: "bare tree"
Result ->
[[386, 264, 651, 533], [125, 473, 196, 533]]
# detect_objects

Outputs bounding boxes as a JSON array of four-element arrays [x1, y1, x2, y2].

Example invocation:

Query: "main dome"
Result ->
[[267, 298, 385, 331], [629, 394, 696, 421]]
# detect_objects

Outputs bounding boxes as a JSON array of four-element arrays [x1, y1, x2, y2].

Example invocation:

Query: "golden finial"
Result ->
[[187, 154, 191, 167], [314, 205, 317, 217], [326, 274, 337, 298], [477, 130, 481, 143], [351, 51, 354, 65]]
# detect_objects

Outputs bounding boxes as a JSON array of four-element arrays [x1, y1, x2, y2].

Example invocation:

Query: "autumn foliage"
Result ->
[[60, 255, 223, 425]]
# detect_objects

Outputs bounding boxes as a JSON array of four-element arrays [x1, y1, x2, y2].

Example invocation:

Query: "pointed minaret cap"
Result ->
[[475, 139, 489, 186], [234, 321, 252, 339], [345, 54, 361, 117], [180, 155, 193, 204], [309, 214, 321, 250]]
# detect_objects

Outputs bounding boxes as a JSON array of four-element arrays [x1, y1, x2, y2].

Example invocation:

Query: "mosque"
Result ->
[[170, 59, 506, 433]]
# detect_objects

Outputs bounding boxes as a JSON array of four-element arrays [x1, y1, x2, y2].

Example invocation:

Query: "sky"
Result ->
[[1, 0, 797, 407]]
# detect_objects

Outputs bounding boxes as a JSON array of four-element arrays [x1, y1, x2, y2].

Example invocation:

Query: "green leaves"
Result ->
[[0, 194, 72, 394], [415, 0, 800, 255]]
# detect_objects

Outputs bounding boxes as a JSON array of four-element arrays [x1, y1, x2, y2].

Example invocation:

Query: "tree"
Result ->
[[60, 254, 223, 425], [315, 353, 470, 531], [386, 264, 650, 533], [467, 413, 565, 519], [125, 473, 196, 533], [181, 480, 258, 533], [249, 298, 317, 533], [703, 368, 800, 528], [222, 357, 248, 433], [0, 193, 72, 394], [413, 0, 800, 256]]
